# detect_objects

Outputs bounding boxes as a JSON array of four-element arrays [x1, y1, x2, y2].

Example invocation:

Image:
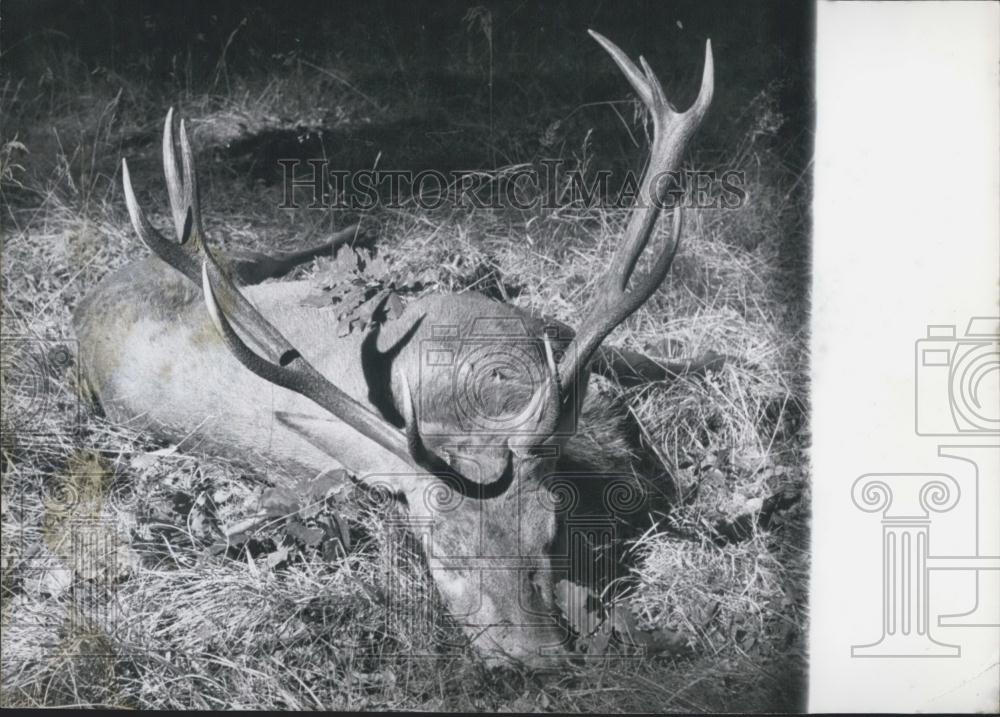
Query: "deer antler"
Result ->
[[122, 111, 513, 496], [557, 31, 714, 394]]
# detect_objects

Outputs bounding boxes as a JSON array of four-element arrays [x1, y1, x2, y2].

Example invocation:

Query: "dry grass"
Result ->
[[1, 23, 809, 712]]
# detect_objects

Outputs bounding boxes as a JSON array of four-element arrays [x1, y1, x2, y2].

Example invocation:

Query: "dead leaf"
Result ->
[[302, 244, 406, 335], [336, 316, 355, 337], [643, 627, 690, 655], [130, 446, 179, 471], [610, 604, 638, 634], [266, 545, 290, 569], [554, 580, 599, 636], [300, 292, 332, 308], [385, 291, 404, 320], [260, 486, 301, 518], [286, 520, 325, 547], [38, 566, 74, 597], [365, 255, 388, 278], [587, 625, 611, 655]]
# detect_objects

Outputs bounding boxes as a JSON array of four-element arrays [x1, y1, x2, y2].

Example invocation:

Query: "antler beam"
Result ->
[[557, 32, 714, 394]]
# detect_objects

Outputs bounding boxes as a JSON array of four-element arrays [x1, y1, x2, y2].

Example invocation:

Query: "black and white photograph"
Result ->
[[1, 0, 996, 712]]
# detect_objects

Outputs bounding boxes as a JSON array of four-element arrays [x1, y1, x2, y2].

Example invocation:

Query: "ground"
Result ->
[[1, 1, 811, 710]]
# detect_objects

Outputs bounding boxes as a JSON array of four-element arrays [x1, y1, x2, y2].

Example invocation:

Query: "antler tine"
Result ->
[[161, 109, 207, 245], [178, 118, 202, 241], [557, 32, 713, 394], [398, 371, 435, 466], [162, 107, 186, 240], [530, 334, 562, 438], [690, 40, 715, 120], [200, 260, 301, 368], [122, 158, 200, 283], [125, 111, 288, 360], [588, 30, 654, 107], [124, 110, 206, 284], [607, 36, 712, 293]]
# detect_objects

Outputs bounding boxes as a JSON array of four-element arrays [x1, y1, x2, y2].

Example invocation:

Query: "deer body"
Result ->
[[73, 31, 713, 667], [77, 257, 389, 473], [75, 255, 578, 663], [76, 257, 567, 479]]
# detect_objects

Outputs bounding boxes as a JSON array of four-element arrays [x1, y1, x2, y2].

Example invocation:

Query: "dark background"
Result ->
[[3, 0, 813, 177]]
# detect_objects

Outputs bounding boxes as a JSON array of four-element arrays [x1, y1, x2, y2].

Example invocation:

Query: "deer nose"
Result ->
[[483, 622, 574, 669]]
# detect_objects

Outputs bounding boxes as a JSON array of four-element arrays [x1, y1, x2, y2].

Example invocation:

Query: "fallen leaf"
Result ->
[[129, 446, 179, 471], [554, 580, 599, 636], [286, 520, 325, 546], [300, 292, 332, 308], [266, 545, 290, 569], [385, 291, 404, 320], [260, 486, 301, 518]]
